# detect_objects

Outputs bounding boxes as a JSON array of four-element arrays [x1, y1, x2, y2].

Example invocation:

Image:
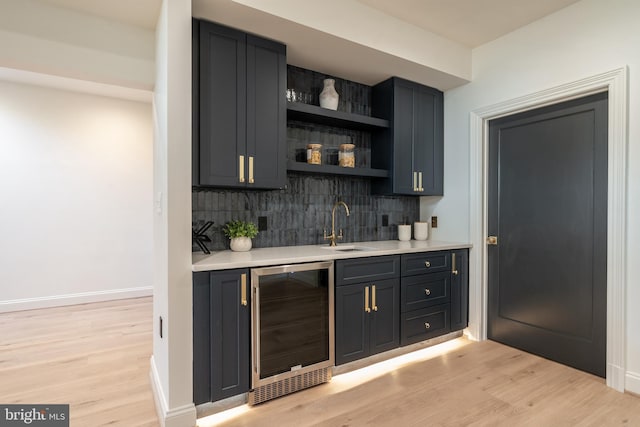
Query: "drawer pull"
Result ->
[[425, 289, 431, 296], [424, 322, 431, 330], [425, 261, 431, 268]]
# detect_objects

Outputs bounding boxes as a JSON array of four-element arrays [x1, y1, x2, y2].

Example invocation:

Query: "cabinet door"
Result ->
[[450, 249, 469, 331], [392, 80, 416, 195], [369, 279, 400, 356], [198, 21, 247, 187], [414, 85, 443, 195], [193, 272, 211, 405], [246, 35, 287, 189], [210, 269, 250, 401], [335, 283, 369, 365]]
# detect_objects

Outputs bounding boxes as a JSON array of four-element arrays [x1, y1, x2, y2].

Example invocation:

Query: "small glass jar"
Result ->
[[338, 143, 355, 168], [307, 143, 322, 165]]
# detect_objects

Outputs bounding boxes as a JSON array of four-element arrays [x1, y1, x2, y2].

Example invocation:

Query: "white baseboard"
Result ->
[[0, 286, 153, 313], [626, 371, 640, 395], [150, 356, 197, 427]]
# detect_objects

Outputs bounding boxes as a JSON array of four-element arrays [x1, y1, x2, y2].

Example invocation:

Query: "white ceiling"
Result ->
[[34, 0, 580, 47], [357, 0, 582, 47], [34, 0, 162, 30]]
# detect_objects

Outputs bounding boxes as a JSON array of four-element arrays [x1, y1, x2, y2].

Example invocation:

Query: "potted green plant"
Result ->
[[223, 220, 259, 252]]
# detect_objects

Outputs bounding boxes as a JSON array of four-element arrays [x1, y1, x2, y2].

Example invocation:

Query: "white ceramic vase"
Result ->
[[230, 237, 252, 252], [398, 224, 411, 241], [319, 79, 339, 110], [414, 221, 429, 240]]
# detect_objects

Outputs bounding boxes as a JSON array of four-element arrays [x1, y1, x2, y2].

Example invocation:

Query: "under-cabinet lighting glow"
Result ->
[[196, 338, 469, 425], [329, 338, 468, 392], [197, 404, 251, 427]]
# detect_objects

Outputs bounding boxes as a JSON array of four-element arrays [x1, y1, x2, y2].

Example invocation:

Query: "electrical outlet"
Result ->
[[159, 316, 163, 338], [258, 216, 268, 231], [431, 216, 438, 228], [382, 215, 389, 227]]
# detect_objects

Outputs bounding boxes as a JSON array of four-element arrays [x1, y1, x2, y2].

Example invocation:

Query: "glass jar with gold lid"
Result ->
[[307, 143, 322, 165]]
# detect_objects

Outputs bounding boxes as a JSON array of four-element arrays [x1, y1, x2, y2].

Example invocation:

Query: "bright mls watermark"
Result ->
[[0, 405, 68, 426]]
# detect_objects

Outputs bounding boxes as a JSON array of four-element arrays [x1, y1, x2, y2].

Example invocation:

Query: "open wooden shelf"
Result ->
[[287, 160, 388, 178], [287, 102, 389, 131]]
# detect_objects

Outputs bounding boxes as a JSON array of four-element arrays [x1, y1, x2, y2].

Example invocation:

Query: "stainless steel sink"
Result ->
[[320, 245, 372, 252]]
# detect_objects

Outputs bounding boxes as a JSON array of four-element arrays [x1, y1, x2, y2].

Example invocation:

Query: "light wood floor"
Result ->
[[0, 297, 158, 426], [2, 298, 639, 427]]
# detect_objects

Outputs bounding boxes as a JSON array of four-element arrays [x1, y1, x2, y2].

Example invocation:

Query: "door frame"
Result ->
[[468, 67, 628, 391]]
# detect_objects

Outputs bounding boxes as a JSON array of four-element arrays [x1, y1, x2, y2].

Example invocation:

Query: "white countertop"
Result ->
[[192, 240, 472, 271]]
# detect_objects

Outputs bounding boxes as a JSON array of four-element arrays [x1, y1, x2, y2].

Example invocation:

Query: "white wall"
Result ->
[[150, 0, 196, 426], [0, 0, 155, 90], [429, 0, 640, 393], [0, 80, 153, 311]]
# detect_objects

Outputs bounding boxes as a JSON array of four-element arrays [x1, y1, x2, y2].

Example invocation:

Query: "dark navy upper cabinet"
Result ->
[[371, 77, 443, 196], [193, 269, 250, 405], [193, 19, 286, 189]]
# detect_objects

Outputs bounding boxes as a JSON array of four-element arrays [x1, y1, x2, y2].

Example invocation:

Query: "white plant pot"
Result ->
[[230, 237, 252, 252]]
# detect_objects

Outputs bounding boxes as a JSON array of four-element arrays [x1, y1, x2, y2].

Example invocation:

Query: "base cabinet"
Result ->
[[335, 256, 400, 365], [400, 250, 469, 346], [193, 269, 250, 405]]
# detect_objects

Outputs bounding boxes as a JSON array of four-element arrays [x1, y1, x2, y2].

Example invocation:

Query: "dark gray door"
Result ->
[[487, 92, 608, 377]]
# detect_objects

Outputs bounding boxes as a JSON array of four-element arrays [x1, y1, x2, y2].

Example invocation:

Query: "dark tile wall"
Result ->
[[192, 173, 419, 252]]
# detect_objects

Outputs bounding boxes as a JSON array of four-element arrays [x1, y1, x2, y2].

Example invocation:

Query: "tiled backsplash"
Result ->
[[192, 173, 419, 252]]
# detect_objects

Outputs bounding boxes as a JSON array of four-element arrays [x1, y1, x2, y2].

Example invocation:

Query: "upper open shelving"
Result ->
[[286, 102, 389, 131]]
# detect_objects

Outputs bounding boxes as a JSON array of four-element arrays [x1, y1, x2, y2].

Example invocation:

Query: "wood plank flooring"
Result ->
[[0, 297, 158, 426], [203, 339, 640, 427], [2, 298, 639, 427]]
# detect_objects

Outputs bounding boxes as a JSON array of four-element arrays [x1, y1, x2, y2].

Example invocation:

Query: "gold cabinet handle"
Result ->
[[239, 155, 245, 183], [248, 156, 255, 184], [425, 289, 431, 296], [424, 322, 431, 330], [240, 273, 247, 306], [452, 252, 459, 276], [364, 286, 371, 313], [413, 171, 418, 192], [372, 285, 377, 311], [425, 261, 431, 268], [418, 171, 424, 192]]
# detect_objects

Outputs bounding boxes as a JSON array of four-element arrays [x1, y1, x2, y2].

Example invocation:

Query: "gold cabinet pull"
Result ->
[[418, 171, 424, 192], [424, 322, 431, 330], [372, 285, 378, 311], [413, 171, 418, 192], [425, 261, 431, 268], [248, 156, 255, 184], [240, 274, 247, 306], [452, 252, 459, 276], [364, 286, 371, 313], [425, 289, 431, 296], [239, 155, 245, 183]]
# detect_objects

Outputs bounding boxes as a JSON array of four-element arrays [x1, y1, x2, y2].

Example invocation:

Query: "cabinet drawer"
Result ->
[[401, 304, 450, 346], [401, 251, 450, 276], [336, 255, 400, 286], [401, 272, 450, 312]]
